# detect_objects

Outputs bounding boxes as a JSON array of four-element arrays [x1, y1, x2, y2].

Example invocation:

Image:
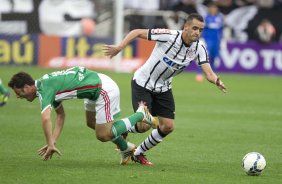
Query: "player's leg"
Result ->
[[0, 79, 10, 107], [85, 110, 96, 130], [127, 79, 157, 134], [132, 89, 175, 165], [94, 74, 156, 164], [0, 79, 9, 94]]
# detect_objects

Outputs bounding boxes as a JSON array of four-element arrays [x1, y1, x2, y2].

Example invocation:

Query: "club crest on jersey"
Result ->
[[187, 48, 196, 57]]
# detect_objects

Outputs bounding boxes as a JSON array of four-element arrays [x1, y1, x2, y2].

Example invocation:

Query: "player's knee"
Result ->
[[160, 122, 174, 134], [96, 134, 110, 142], [137, 122, 151, 133]]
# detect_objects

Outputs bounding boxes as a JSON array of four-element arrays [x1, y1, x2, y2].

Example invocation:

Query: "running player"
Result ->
[[8, 66, 157, 164], [104, 13, 226, 165]]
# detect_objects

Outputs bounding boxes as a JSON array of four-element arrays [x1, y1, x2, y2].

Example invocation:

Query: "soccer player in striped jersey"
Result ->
[[104, 13, 226, 165], [8, 66, 157, 165]]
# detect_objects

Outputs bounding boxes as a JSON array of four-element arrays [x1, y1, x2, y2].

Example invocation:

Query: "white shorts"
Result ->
[[84, 73, 120, 124]]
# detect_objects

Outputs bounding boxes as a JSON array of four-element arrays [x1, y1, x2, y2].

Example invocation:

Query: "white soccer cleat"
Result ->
[[120, 142, 136, 165], [136, 102, 158, 129]]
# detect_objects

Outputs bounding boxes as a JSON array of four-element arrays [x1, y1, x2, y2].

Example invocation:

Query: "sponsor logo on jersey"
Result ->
[[151, 29, 170, 34], [163, 56, 174, 66], [163, 56, 184, 70]]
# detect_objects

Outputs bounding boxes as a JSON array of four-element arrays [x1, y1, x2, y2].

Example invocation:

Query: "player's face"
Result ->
[[183, 19, 204, 44], [13, 85, 36, 102]]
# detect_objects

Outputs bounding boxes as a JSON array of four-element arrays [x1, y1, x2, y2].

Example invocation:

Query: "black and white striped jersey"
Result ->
[[133, 28, 209, 93]]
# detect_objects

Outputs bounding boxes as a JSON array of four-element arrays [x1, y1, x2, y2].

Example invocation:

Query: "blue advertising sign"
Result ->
[[0, 35, 38, 65]]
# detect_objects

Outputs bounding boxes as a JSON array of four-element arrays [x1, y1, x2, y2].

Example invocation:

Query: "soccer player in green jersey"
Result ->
[[8, 66, 157, 164]]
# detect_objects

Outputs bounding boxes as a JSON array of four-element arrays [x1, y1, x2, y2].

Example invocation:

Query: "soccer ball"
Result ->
[[242, 152, 266, 176]]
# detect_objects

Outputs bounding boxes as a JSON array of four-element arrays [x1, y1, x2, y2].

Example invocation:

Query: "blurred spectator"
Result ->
[[235, 0, 257, 7], [255, 19, 276, 43], [172, 0, 198, 14], [165, 12, 186, 30], [215, 0, 238, 14], [256, 0, 274, 8], [39, 0, 96, 36], [196, 1, 224, 81], [124, 0, 160, 30], [160, 0, 181, 10]]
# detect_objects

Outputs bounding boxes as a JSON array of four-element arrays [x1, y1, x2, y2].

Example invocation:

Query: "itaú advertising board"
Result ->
[[0, 34, 144, 72], [38, 35, 144, 72], [188, 41, 282, 75]]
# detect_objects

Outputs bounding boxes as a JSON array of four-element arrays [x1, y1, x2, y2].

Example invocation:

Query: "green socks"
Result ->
[[111, 112, 143, 137], [111, 112, 143, 151]]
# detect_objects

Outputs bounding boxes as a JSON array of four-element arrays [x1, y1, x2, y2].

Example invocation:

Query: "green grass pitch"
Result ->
[[0, 66, 281, 184]]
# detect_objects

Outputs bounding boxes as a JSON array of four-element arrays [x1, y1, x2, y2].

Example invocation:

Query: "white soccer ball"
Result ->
[[242, 152, 266, 176]]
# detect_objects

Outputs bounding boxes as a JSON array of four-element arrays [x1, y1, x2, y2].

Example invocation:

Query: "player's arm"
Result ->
[[201, 63, 226, 93], [38, 107, 62, 160], [52, 103, 65, 143], [197, 42, 226, 93], [41, 107, 54, 147], [103, 29, 148, 58]]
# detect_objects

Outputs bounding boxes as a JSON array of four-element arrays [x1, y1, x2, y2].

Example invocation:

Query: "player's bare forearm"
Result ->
[[103, 29, 148, 58], [52, 105, 65, 142], [119, 29, 148, 48], [41, 108, 55, 146], [202, 63, 227, 93], [42, 118, 54, 146]]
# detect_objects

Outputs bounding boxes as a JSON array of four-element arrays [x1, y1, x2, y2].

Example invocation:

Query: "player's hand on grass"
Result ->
[[38, 145, 48, 156], [38, 145, 62, 161], [103, 45, 122, 58]]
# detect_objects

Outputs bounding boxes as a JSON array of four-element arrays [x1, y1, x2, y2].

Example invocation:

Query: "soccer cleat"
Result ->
[[120, 142, 136, 165], [136, 102, 158, 129], [131, 153, 153, 165], [0, 92, 10, 107]]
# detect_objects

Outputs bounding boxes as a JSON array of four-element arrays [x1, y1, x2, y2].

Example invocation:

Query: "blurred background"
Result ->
[[0, 0, 281, 75], [1, 2, 282, 182]]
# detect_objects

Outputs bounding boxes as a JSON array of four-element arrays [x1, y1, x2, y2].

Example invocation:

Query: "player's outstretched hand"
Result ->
[[38, 145, 62, 161], [38, 145, 48, 156], [215, 77, 227, 93], [103, 45, 122, 59]]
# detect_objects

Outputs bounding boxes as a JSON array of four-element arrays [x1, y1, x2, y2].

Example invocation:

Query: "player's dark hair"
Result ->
[[8, 72, 35, 88], [185, 13, 204, 24]]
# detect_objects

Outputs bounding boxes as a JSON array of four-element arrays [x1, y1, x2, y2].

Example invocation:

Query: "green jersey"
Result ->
[[36, 67, 102, 112]]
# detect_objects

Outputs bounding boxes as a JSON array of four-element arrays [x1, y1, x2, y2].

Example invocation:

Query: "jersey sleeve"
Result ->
[[37, 81, 56, 113], [196, 41, 209, 65], [148, 29, 177, 42]]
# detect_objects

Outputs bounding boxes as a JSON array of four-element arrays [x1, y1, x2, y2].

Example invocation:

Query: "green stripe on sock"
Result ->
[[112, 136, 127, 151]]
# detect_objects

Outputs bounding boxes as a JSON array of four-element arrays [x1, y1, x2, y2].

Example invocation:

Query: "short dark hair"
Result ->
[[185, 13, 204, 24], [8, 72, 35, 88]]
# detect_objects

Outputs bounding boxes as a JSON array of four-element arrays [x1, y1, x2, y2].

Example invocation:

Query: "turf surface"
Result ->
[[0, 66, 281, 184]]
